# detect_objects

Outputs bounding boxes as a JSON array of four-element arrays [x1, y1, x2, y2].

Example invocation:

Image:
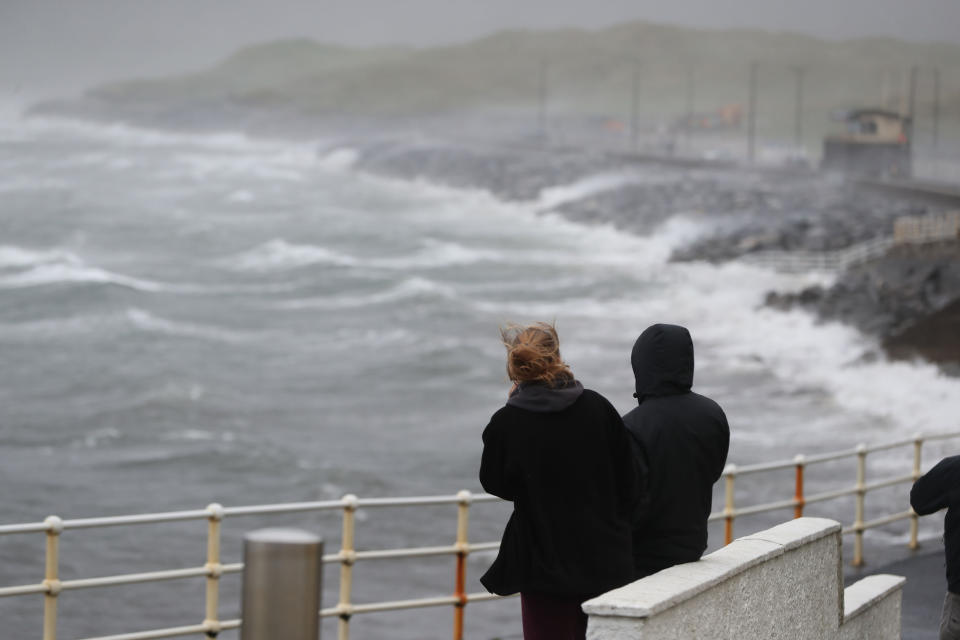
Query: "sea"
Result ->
[[1, 101, 959, 639]]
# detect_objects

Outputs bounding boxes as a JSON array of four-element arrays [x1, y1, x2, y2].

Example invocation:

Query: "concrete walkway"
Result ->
[[847, 548, 947, 640]]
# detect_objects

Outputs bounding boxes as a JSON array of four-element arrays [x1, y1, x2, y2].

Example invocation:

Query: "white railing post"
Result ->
[[853, 444, 867, 567], [43, 516, 64, 640], [204, 503, 225, 637], [453, 490, 471, 640], [724, 465, 737, 545], [337, 495, 358, 640], [910, 434, 923, 550]]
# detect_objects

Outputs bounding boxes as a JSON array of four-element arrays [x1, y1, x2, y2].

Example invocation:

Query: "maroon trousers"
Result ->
[[520, 592, 589, 640]]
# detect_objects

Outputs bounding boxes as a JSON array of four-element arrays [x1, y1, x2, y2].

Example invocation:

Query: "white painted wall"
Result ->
[[583, 517, 904, 640]]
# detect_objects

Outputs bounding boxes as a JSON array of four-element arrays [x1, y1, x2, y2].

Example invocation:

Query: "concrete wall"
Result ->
[[583, 518, 904, 640]]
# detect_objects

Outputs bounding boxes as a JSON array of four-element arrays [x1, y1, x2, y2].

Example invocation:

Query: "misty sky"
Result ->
[[2, 0, 960, 96]]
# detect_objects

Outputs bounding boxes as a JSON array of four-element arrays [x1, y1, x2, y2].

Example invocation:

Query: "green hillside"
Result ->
[[81, 22, 960, 143]]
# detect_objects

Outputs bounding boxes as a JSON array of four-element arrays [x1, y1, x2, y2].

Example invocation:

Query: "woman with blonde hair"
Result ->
[[479, 322, 641, 640]]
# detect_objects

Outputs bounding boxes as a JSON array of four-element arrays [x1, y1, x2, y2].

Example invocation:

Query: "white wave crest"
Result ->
[[371, 238, 501, 269], [0, 246, 235, 294], [223, 239, 359, 271], [20, 114, 279, 152], [0, 263, 173, 292], [125, 308, 251, 343], [318, 147, 359, 171], [0, 245, 81, 269], [536, 170, 646, 210], [0, 314, 121, 341], [172, 151, 310, 182], [160, 429, 231, 443], [80, 427, 123, 449], [278, 277, 456, 310], [223, 237, 500, 273]]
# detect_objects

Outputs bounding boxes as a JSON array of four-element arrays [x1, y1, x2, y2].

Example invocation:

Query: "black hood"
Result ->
[[507, 378, 584, 412], [631, 324, 693, 402]]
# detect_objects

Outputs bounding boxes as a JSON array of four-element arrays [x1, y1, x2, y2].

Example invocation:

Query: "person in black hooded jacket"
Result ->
[[479, 322, 641, 640], [910, 455, 960, 640], [623, 323, 729, 579]]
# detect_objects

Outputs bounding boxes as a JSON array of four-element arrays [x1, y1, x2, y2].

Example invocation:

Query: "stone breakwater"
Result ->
[[349, 137, 959, 373]]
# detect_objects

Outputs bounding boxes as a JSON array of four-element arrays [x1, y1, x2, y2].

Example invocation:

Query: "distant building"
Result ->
[[821, 109, 912, 178]]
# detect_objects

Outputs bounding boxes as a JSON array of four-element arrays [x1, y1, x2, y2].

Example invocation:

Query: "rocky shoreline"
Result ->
[[766, 242, 960, 373], [344, 136, 960, 374]]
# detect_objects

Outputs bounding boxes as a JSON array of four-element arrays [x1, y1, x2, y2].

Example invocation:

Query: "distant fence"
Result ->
[[894, 210, 960, 244], [2, 429, 958, 640], [739, 236, 894, 273], [741, 210, 958, 273]]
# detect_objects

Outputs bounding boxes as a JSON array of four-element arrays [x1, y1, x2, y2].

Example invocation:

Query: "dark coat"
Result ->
[[910, 455, 960, 593], [479, 384, 641, 597], [623, 324, 729, 578]]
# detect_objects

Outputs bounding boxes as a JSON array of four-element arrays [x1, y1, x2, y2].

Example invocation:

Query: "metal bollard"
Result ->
[[240, 528, 324, 640]]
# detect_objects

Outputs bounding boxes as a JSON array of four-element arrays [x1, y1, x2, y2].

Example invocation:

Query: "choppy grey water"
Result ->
[[1, 108, 959, 639]]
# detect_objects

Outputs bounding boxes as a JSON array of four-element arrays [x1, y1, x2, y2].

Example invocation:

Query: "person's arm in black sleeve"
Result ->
[[479, 416, 517, 501], [609, 409, 645, 518], [713, 411, 730, 482], [626, 430, 651, 524], [911, 455, 960, 515]]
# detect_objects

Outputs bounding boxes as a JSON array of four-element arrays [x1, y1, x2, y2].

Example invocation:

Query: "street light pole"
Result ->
[[631, 63, 641, 153], [792, 66, 806, 150], [747, 62, 758, 163]]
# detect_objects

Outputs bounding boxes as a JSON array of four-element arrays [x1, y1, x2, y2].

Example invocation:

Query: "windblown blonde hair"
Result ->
[[501, 321, 573, 385]]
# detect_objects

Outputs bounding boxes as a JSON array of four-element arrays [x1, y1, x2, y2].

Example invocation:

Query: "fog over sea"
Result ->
[[1, 103, 959, 639]]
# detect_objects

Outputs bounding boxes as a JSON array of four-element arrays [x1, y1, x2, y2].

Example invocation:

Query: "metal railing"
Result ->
[[2, 430, 958, 640], [893, 210, 960, 244], [739, 235, 895, 273], [0, 492, 506, 640], [741, 210, 959, 275], [713, 430, 960, 565]]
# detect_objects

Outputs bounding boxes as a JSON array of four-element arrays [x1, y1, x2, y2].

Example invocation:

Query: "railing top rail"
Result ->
[[802, 448, 862, 465], [65, 509, 214, 530], [728, 430, 960, 476], [222, 499, 345, 517], [356, 494, 500, 508], [734, 448, 866, 474], [4, 430, 959, 534], [865, 437, 922, 453], [0, 493, 502, 536], [923, 431, 960, 443], [0, 522, 49, 535]]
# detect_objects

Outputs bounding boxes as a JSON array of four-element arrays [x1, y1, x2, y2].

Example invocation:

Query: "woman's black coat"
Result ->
[[479, 385, 641, 598]]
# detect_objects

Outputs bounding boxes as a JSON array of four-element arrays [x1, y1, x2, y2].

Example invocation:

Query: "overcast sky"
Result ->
[[2, 0, 959, 96]]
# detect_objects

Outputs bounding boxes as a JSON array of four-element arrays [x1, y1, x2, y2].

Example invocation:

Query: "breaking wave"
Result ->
[[318, 147, 360, 171], [0, 262, 174, 292], [0, 245, 82, 269], [222, 239, 359, 271], [222, 237, 502, 273], [124, 308, 254, 343], [277, 276, 457, 310], [535, 170, 646, 210]]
